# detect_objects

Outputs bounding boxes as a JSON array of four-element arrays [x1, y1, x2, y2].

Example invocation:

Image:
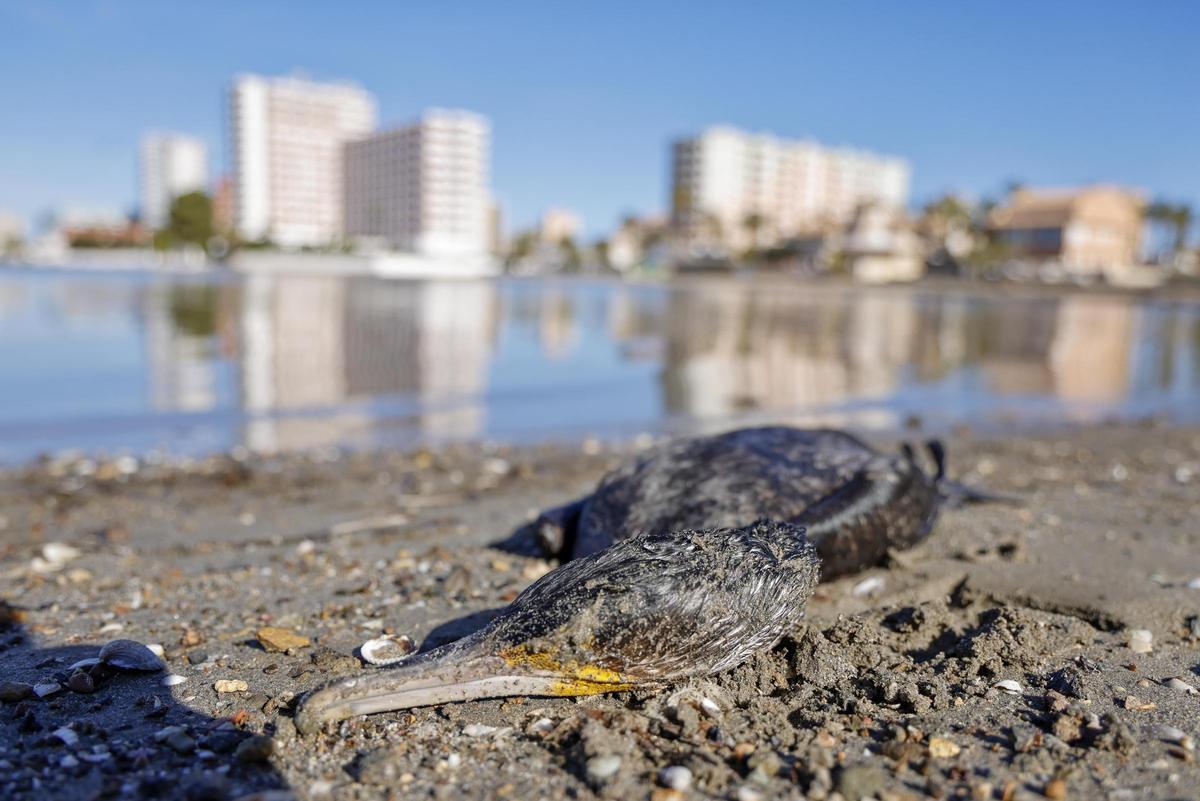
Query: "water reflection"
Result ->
[[1, 268, 1198, 462]]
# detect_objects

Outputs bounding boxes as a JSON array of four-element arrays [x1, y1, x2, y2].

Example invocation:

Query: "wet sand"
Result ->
[[2, 423, 1199, 800]]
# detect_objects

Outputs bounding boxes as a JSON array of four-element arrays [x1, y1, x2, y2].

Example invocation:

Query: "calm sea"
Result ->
[[2, 266, 1198, 463]]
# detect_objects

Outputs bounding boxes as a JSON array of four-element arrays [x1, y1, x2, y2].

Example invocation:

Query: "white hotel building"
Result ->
[[229, 74, 376, 248], [671, 126, 910, 251], [344, 110, 492, 257], [139, 133, 207, 230]]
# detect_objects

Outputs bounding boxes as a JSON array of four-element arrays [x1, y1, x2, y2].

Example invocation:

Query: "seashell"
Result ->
[[161, 674, 188, 687], [68, 657, 101, 672], [993, 679, 1023, 695], [99, 639, 166, 672], [359, 634, 416, 666]]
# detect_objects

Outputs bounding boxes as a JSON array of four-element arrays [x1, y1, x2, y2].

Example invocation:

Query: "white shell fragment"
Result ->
[[993, 679, 1023, 695], [42, 542, 82, 564], [99, 639, 166, 672], [660, 765, 693, 791], [851, 575, 886, 597], [1164, 677, 1199, 696], [161, 674, 188, 687], [359, 634, 416, 666], [462, 723, 509, 737], [1128, 629, 1154, 654], [51, 726, 80, 746]]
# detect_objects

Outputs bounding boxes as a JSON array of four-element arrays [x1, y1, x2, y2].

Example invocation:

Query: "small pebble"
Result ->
[[235, 734, 274, 763], [188, 650, 208, 665], [851, 575, 885, 597], [256, 627, 311, 653], [928, 736, 961, 758], [1164, 677, 1199, 695], [586, 754, 622, 782], [1128, 629, 1153, 654], [214, 679, 249, 694], [1155, 724, 1187, 743], [67, 672, 95, 693], [162, 674, 188, 687], [736, 787, 765, 801], [527, 717, 554, 736], [462, 722, 507, 737], [1044, 777, 1067, 800], [0, 681, 34, 703], [34, 682, 63, 698], [659, 765, 692, 791], [51, 726, 79, 746]]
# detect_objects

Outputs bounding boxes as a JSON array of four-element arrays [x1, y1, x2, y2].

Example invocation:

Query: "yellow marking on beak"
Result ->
[[499, 646, 634, 696]]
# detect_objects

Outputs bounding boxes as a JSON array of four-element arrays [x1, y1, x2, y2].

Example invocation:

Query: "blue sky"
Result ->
[[2, 1, 1197, 239]]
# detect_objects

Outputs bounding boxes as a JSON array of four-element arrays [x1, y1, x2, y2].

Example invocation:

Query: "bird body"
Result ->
[[298, 426, 999, 734]]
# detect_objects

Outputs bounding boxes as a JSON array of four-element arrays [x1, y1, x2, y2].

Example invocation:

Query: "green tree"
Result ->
[[155, 191, 214, 251]]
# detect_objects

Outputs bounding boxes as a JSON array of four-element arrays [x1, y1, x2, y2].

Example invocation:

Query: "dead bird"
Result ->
[[297, 520, 818, 735], [537, 426, 1004, 578], [297, 426, 1004, 734]]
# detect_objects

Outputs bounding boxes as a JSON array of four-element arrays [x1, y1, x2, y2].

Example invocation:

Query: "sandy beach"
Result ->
[[2, 422, 1200, 801]]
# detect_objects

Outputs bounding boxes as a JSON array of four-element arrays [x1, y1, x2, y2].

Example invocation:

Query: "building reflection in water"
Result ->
[[235, 275, 497, 452], [126, 275, 1200, 454]]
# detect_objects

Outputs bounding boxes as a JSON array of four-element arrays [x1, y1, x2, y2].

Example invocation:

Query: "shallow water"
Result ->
[[1, 266, 1198, 463]]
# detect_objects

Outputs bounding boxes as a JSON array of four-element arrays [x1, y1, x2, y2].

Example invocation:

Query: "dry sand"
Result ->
[[2, 423, 1200, 801]]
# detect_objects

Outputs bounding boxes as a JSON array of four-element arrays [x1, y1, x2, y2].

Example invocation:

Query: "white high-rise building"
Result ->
[[671, 126, 910, 251], [140, 133, 207, 230], [229, 74, 376, 248], [344, 109, 491, 256]]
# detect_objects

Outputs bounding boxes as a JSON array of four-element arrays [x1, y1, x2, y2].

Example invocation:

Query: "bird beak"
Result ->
[[296, 634, 632, 735]]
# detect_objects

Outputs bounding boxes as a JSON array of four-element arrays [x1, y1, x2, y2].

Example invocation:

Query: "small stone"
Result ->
[[155, 725, 196, 754], [993, 679, 1023, 695], [736, 787, 765, 801], [357, 747, 407, 785], [527, 717, 554, 736], [852, 575, 885, 596], [1128, 629, 1153, 654], [162, 674, 188, 687], [1155, 724, 1187, 743], [659, 765, 692, 791], [1044, 777, 1067, 800], [586, 754, 622, 783], [51, 725, 79, 746], [235, 734, 274, 763], [1164, 677, 1199, 695], [256, 627, 310, 653], [650, 790, 683, 801], [0, 681, 34, 702], [928, 736, 961, 758], [67, 672, 96, 693], [836, 764, 887, 800], [462, 722, 508, 737], [187, 650, 208, 665], [34, 681, 63, 698], [214, 679, 249, 694]]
